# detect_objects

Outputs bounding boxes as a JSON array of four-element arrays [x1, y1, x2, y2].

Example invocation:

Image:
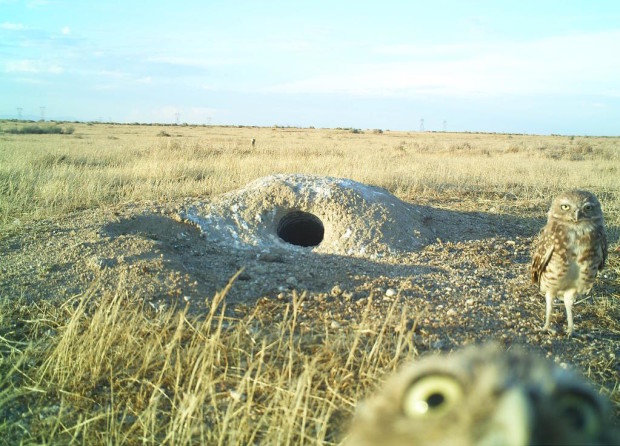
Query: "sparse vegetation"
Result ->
[[2, 124, 75, 135], [1, 274, 421, 444], [0, 122, 618, 444], [1, 123, 618, 227]]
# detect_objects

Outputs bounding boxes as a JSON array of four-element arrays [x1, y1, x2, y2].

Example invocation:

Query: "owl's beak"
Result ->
[[477, 388, 531, 446], [574, 210, 582, 222]]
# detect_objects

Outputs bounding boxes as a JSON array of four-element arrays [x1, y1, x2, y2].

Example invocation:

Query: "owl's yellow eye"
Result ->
[[560, 204, 571, 211], [556, 393, 601, 436], [402, 374, 463, 418]]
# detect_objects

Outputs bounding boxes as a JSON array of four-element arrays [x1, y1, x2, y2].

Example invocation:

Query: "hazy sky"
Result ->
[[1, 0, 619, 134]]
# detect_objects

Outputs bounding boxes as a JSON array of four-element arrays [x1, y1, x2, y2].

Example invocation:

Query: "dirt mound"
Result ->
[[182, 174, 435, 259]]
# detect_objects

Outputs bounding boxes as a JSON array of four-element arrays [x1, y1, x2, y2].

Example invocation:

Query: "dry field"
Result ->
[[0, 121, 619, 444]]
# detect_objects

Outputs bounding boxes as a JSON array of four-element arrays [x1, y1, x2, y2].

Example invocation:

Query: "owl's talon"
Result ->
[[537, 326, 556, 335], [566, 329, 580, 338]]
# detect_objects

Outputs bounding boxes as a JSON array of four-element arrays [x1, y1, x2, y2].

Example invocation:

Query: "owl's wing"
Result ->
[[531, 228, 553, 284], [599, 227, 608, 270]]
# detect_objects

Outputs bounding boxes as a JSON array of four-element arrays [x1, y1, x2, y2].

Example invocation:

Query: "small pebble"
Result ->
[[229, 390, 246, 402], [331, 285, 342, 296]]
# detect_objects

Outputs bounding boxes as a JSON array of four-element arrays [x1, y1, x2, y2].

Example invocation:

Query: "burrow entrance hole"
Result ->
[[277, 210, 324, 247]]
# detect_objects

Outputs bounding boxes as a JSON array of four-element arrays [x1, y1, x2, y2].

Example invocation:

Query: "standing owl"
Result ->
[[531, 190, 607, 336], [344, 344, 618, 445]]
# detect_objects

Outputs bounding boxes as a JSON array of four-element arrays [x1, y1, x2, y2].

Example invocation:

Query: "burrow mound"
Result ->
[[182, 174, 435, 258]]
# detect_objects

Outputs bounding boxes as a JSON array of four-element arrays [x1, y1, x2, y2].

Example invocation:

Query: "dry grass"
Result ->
[[1, 122, 619, 444], [1, 272, 420, 444], [1, 123, 619, 227]]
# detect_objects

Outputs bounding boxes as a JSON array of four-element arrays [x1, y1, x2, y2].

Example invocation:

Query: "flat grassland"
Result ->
[[1, 122, 619, 444], [2, 122, 619, 226]]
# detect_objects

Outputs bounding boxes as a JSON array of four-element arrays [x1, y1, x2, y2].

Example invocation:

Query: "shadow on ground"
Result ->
[[98, 205, 543, 311]]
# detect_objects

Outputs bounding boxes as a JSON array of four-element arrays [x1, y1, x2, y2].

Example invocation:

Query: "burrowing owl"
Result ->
[[345, 344, 618, 445], [531, 190, 607, 336]]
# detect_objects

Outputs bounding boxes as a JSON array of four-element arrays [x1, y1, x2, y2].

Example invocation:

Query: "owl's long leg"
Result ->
[[564, 290, 577, 337], [541, 291, 555, 333]]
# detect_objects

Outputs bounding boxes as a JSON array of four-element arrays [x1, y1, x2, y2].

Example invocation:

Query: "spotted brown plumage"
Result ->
[[531, 190, 607, 336]]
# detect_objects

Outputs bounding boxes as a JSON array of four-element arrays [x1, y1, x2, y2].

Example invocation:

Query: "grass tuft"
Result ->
[[0, 272, 422, 444]]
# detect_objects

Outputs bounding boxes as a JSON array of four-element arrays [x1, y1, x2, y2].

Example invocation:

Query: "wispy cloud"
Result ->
[[1, 22, 25, 30], [268, 31, 620, 98], [97, 69, 127, 78], [26, 0, 51, 8], [144, 55, 247, 68], [4, 59, 63, 74], [9, 76, 46, 85]]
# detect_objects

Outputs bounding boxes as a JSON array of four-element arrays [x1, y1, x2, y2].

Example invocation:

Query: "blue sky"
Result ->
[[1, 0, 619, 135]]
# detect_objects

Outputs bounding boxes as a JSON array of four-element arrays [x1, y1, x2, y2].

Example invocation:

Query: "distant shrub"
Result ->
[[450, 142, 474, 151], [350, 128, 363, 134], [4, 124, 74, 135], [157, 130, 171, 137], [372, 129, 383, 134], [574, 139, 593, 154]]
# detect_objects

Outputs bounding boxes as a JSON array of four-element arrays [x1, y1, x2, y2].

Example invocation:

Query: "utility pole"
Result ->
[[419, 118, 424, 132], [442, 120, 447, 132], [175, 112, 180, 125], [16, 107, 22, 120], [40, 106, 46, 121]]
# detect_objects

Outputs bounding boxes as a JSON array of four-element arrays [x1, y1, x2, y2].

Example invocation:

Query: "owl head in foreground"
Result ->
[[345, 344, 618, 446]]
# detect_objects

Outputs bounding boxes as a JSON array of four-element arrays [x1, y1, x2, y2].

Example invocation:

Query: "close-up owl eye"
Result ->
[[402, 374, 463, 418], [583, 203, 593, 212], [560, 204, 571, 211], [556, 391, 602, 436]]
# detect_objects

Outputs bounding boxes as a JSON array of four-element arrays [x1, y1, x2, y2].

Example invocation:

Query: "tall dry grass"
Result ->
[[1, 272, 420, 444], [1, 122, 619, 228]]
